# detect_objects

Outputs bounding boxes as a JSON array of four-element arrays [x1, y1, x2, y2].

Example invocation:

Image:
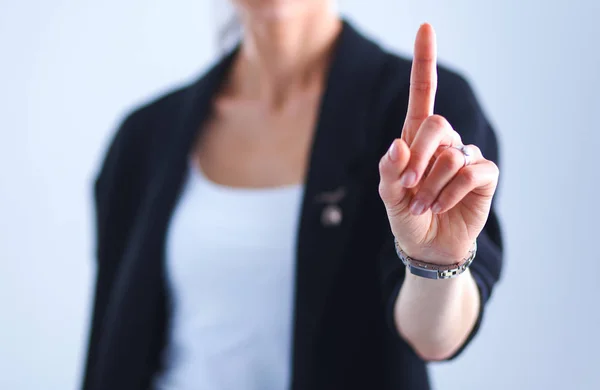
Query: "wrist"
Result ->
[[395, 239, 477, 280]]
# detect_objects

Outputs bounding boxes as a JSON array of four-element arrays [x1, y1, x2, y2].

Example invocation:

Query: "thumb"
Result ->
[[378, 139, 412, 215]]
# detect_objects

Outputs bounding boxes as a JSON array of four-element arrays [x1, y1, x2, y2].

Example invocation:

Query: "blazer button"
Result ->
[[321, 204, 342, 227]]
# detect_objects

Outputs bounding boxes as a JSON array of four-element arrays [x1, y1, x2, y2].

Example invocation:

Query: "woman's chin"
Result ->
[[235, 0, 320, 22]]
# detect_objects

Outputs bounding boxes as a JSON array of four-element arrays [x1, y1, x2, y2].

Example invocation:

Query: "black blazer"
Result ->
[[83, 20, 503, 390]]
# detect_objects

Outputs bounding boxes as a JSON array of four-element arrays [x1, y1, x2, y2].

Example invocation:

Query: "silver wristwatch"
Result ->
[[394, 239, 477, 280]]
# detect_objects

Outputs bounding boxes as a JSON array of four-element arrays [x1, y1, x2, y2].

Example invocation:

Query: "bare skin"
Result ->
[[196, 0, 499, 361], [195, 1, 341, 188]]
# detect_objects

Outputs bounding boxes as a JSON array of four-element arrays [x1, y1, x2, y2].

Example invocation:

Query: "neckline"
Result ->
[[189, 160, 304, 194]]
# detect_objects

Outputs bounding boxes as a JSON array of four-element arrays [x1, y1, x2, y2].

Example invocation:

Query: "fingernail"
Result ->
[[388, 141, 398, 161], [431, 202, 442, 214], [410, 199, 426, 216], [399, 170, 417, 187]]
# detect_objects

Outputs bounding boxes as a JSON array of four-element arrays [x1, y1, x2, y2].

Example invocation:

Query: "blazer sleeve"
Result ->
[[81, 111, 147, 389], [377, 71, 504, 360]]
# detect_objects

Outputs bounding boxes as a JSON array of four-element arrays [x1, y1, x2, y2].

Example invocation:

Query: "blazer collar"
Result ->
[[173, 19, 386, 167]]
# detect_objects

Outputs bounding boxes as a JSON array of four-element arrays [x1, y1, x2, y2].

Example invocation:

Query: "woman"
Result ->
[[82, 1, 503, 389]]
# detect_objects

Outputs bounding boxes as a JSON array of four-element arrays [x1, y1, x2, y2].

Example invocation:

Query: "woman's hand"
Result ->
[[378, 23, 499, 265]]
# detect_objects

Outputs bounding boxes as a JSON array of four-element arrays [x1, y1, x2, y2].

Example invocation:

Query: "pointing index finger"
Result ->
[[403, 23, 438, 135]]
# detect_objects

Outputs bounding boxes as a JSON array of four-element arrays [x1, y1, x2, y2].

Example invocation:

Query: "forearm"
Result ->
[[393, 268, 480, 361]]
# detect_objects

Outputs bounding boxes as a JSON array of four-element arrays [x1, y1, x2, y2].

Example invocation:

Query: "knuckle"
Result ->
[[378, 181, 385, 194], [487, 161, 500, 183], [423, 114, 449, 131], [378, 157, 386, 171], [439, 149, 463, 171], [379, 185, 404, 213], [489, 160, 500, 175], [410, 80, 434, 94], [378, 181, 389, 199], [461, 167, 477, 185], [451, 131, 463, 144], [416, 57, 436, 67], [453, 131, 463, 144], [467, 143, 481, 154], [408, 149, 425, 164], [465, 144, 482, 159]]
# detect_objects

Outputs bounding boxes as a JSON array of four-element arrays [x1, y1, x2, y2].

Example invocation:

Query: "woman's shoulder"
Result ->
[[116, 50, 233, 141], [97, 53, 232, 179], [115, 78, 197, 144], [95, 84, 190, 182]]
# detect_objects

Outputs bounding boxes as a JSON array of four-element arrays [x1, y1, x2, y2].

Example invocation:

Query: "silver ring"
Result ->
[[453, 144, 472, 167]]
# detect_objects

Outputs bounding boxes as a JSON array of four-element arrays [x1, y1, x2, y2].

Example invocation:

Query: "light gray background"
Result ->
[[1, 1, 599, 389]]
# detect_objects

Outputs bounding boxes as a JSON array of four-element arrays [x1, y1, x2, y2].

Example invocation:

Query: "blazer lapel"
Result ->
[[290, 21, 390, 387], [135, 49, 237, 278], [95, 50, 238, 386]]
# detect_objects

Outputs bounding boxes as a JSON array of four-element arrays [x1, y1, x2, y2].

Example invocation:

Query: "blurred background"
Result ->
[[1, 0, 599, 389]]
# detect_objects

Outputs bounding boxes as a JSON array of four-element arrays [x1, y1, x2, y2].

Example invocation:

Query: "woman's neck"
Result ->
[[230, 4, 341, 107]]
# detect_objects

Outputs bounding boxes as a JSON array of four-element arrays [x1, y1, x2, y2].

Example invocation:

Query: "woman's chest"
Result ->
[[194, 95, 321, 189]]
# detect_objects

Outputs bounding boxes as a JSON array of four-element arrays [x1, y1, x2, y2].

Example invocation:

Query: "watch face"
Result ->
[[396, 238, 477, 280], [409, 265, 440, 280]]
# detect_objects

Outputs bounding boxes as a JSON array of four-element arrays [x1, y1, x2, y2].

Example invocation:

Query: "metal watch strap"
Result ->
[[394, 239, 477, 280]]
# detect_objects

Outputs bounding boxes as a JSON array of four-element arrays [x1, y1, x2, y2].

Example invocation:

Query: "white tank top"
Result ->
[[153, 161, 304, 390]]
